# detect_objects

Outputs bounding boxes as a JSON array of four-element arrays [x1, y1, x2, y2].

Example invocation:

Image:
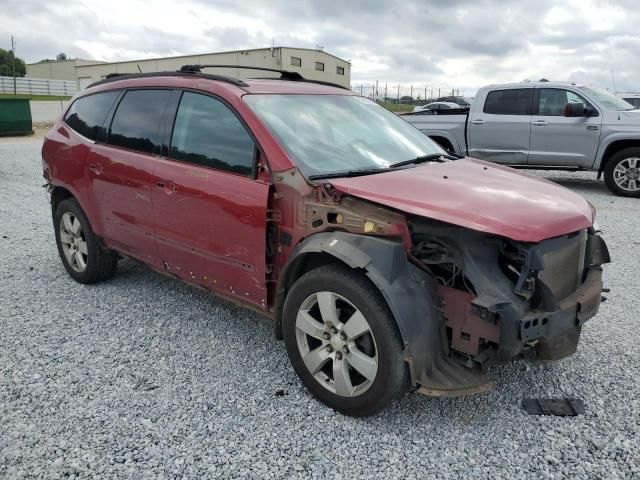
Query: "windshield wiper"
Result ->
[[389, 153, 461, 169], [308, 167, 390, 181]]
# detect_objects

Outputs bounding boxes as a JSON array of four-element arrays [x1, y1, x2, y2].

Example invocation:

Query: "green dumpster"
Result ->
[[0, 98, 33, 136]]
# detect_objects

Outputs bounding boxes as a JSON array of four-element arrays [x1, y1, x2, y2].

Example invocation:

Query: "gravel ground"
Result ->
[[1, 140, 638, 479]]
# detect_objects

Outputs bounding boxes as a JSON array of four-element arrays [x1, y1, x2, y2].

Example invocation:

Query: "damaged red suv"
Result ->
[[43, 67, 610, 416]]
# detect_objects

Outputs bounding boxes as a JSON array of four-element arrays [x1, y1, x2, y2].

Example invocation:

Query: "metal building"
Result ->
[[26, 59, 107, 81], [28, 47, 351, 90]]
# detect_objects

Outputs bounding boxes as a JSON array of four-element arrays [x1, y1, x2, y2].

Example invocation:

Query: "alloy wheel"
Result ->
[[295, 291, 378, 397], [613, 157, 640, 192], [59, 212, 88, 273]]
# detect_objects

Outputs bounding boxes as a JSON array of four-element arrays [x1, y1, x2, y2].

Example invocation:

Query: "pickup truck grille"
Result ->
[[538, 231, 588, 301]]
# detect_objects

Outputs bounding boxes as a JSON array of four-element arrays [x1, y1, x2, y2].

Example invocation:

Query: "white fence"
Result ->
[[0, 76, 77, 96]]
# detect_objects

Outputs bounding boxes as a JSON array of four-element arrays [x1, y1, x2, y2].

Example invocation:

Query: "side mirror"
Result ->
[[564, 102, 590, 117]]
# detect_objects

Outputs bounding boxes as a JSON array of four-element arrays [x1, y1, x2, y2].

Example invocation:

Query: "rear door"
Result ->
[[152, 90, 270, 308], [90, 89, 172, 266], [467, 87, 533, 164], [528, 88, 602, 167]]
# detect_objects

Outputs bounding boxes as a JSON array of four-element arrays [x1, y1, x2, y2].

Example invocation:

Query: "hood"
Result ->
[[329, 158, 595, 243]]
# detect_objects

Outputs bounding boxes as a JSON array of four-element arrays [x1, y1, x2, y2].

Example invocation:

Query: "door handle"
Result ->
[[532, 120, 548, 126], [587, 125, 599, 131], [470, 119, 485, 125]]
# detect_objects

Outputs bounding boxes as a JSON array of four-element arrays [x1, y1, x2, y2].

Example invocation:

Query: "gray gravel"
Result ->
[[1, 139, 639, 479]]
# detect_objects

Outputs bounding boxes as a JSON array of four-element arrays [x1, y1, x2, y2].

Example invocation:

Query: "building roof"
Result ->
[[70, 46, 350, 69]]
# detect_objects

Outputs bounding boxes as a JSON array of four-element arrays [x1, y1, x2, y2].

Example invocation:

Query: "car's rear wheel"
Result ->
[[54, 198, 118, 283], [282, 264, 408, 416], [604, 148, 640, 197]]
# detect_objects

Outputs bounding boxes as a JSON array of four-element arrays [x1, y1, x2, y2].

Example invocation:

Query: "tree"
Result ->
[[56, 52, 68, 61], [0, 48, 26, 77]]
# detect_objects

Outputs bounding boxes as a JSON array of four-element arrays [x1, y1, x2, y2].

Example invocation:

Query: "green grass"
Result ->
[[378, 101, 415, 113], [0, 93, 72, 101]]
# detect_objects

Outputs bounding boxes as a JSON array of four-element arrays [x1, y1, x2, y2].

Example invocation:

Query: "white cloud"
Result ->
[[2, 0, 639, 92]]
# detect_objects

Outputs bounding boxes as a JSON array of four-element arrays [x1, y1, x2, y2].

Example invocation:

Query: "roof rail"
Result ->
[[87, 71, 249, 89], [178, 64, 350, 90]]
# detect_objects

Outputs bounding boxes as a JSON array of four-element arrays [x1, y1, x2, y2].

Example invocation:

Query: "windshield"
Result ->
[[243, 94, 444, 177], [577, 85, 636, 111]]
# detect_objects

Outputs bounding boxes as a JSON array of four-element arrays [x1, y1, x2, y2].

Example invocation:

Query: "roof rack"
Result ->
[[179, 64, 350, 90], [87, 65, 349, 91], [87, 71, 249, 89]]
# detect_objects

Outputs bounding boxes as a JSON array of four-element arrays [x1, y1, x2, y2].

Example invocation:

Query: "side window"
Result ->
[[170, 92, 255, 176], [336, 66, 345, 75], [291, 56, 302, 67], [64, 91, 120, 141], [315, 62, 325, 72], [538, 89, 589, 116], [483, 89, 532, 115], [107, 90, 170, 154]]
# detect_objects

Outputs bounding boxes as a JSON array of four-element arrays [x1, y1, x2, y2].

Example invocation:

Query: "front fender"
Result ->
[[275, 232, 491, 394], [593, 132, 640, 171]]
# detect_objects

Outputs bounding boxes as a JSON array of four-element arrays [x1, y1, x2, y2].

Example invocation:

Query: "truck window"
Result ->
[[169, 92, 255, 176], [538, 89, 589, 116], [483, 89, 532, 115], [107, 90, 171, 154], [64, 91, 120, 141]]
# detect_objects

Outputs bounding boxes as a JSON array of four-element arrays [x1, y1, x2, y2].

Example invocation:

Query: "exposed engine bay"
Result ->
[[410, 217, 610, 373]]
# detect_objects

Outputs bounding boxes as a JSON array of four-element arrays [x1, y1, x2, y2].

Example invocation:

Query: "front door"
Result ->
[[151, 91, 270, 308], [528, 88, 602, 168], [90, 89, 172, 267], [467, 87, 533, 164]]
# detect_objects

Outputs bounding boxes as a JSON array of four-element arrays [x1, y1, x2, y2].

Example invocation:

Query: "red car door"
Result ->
[[89, 89, 172, 267], [151, 90, 270, 308]]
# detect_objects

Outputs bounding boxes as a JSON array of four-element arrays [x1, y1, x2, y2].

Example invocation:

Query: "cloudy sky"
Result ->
[[2, 0, 639, 93]]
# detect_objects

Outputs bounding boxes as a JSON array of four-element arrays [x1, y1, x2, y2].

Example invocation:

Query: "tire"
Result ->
[[603, 147, 640, 197], [282, 264, 409, 416], [54, 198, 118, 284]]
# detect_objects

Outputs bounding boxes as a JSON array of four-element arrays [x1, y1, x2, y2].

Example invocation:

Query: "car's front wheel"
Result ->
[[54, 198, 118, 283], [282, 264, 409, 416], [604, 147, 640, 197]]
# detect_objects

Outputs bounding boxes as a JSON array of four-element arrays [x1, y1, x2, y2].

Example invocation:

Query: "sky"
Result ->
[[2, 0, 639, 94]]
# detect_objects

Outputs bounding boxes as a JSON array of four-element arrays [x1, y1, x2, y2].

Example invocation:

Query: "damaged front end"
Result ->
[[410, 218, 610, 395]]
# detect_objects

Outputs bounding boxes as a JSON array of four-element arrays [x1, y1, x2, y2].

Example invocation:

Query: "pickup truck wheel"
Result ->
[[604, 148, 640, 197], [54, 198, 118, 284], [282, 264, 408, 416]]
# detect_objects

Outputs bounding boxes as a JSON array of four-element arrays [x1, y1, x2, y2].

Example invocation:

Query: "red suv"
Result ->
[[43, 67, 609, 416]]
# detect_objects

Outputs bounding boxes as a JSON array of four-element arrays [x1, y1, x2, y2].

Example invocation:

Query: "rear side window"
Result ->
[[107, 90, 170, 154], [483, 89, 532, 115], [169, 92, 255, 176], [64, 91, 119, 141]]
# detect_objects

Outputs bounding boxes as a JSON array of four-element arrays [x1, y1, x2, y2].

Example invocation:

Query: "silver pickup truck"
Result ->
[[402, 81, 640, 197]]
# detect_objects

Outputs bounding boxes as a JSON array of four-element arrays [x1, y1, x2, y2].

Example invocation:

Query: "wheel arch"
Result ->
[[49, 184, 102, 235], [51, 185, 75, 214], [429, 135, 455, 152], [596, 138, 640, 175], [273, 231, 449, 389]]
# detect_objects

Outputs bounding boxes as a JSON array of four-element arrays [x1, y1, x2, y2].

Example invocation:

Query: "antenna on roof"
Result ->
[[611, 69, 621, 121]]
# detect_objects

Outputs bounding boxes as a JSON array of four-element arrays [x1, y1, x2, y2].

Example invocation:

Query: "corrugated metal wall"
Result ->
[[0, 76, 77, 96]]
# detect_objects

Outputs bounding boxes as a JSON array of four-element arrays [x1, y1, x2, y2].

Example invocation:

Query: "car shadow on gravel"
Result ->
[[541, 177, 608, 193]]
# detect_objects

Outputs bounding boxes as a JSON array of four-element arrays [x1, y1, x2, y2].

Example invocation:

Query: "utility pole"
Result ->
[[11, 36, 17, 94]]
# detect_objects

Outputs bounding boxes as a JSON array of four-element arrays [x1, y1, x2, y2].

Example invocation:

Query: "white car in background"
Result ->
[[412, 101, 461, 112], [619, 93, 640, 109]]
